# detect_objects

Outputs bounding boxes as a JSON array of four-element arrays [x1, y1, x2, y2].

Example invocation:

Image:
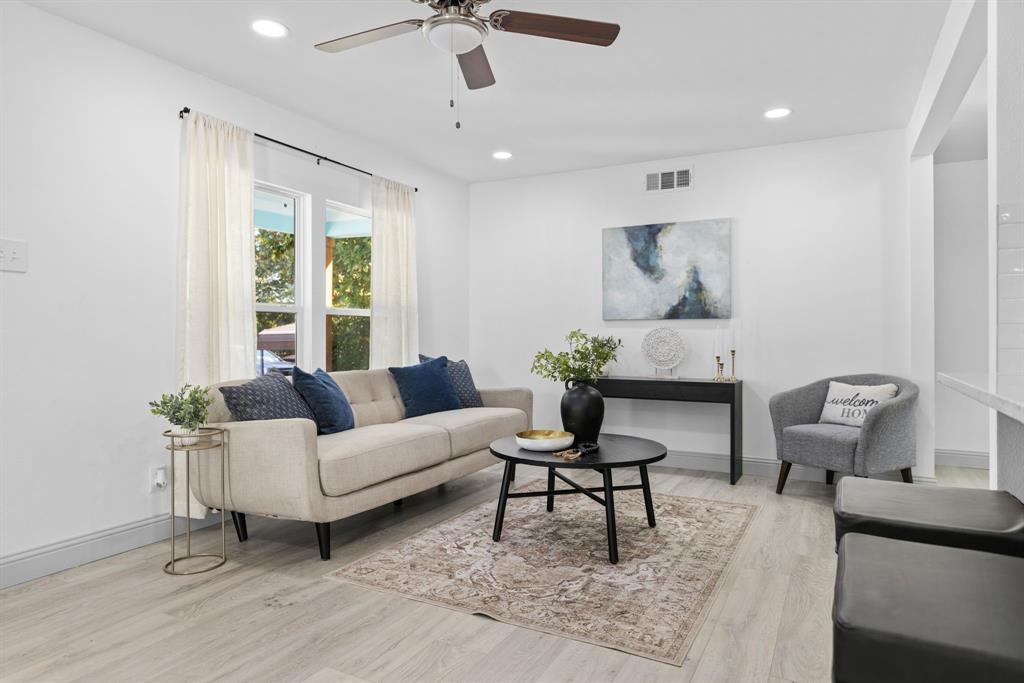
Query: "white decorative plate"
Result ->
[[515, 430, 575, 452], [642, 328, 686, 370]]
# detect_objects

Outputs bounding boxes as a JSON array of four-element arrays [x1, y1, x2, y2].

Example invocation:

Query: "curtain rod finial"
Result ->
[[178, 106, 191, 119]]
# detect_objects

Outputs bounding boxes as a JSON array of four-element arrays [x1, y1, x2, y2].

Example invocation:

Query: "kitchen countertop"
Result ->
[[936, 372, 1024, 423]]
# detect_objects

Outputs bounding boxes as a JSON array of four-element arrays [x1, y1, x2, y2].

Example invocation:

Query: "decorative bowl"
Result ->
[[515, 429, 575, 452]]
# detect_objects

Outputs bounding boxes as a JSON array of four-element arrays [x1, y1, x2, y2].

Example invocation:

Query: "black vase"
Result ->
[[560, 379, 604, 445]]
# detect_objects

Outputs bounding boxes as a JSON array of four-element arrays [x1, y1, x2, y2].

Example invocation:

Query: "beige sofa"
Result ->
[[190, 368, 532, 559]]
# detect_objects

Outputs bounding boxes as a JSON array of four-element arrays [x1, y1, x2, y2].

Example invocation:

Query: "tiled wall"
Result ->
[[999, 203, 1024, 374]]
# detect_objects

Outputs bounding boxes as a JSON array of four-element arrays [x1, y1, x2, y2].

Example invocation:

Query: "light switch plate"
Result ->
[[0, 239, 28, 273]]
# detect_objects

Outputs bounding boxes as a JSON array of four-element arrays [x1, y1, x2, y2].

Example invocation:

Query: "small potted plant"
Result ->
[[149, 384, 213, 446], [531, 330, 622, 444]]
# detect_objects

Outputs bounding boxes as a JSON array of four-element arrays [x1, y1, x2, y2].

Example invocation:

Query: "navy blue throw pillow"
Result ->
[[292, 367, 355, 435], [219, 373, 316, 423], [389, 356, 461, 418], [419, 354, 483, 408]]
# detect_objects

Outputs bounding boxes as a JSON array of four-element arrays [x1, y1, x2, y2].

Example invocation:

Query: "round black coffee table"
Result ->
[[489, 433, 667, 564]]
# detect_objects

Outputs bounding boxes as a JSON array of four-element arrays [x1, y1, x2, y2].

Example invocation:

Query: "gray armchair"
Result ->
[[769, 374, 918, 494]]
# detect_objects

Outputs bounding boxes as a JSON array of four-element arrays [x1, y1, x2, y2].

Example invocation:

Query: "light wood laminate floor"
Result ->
[[1, 466, 840, 683]]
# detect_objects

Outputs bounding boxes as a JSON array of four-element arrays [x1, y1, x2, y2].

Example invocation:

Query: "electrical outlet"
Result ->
[[151, 466, 169, 492], [0, 239, 28, 273]]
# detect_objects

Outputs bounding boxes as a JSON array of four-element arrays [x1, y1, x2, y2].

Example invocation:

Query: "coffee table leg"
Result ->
[[546, 467, 555, 512], [602, 469, 619, 564], [492, 460, 514, 542], [640, 465, 656, 528]]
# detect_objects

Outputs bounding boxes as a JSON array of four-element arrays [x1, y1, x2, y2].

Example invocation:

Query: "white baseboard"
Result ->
[[935, 449, 989, 469], [660, 450, 936, 485], [0, 513, 222, 589]]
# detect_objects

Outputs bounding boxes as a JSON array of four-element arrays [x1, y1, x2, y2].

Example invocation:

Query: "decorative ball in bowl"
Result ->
[[515, 429, 575, 452]]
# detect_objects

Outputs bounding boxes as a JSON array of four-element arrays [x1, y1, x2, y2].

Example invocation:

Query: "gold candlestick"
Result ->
[[714, 355, 726, 382], [728, 349, 737, 382]]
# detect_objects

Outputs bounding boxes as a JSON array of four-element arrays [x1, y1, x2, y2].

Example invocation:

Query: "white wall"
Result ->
[[0, 2, 469, 574], [934, 160, 990, 457], [468, 130, 914, 475]]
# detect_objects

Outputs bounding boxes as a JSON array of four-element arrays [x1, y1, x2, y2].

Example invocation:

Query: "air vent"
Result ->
[[645, 168, 693, 192]]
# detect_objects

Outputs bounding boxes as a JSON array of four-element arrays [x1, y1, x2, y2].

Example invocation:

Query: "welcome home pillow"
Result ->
[[819, 381, 898, 427]]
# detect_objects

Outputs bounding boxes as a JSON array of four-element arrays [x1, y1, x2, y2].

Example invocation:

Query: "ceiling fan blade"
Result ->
[[489, 10, 620, 47], [315, 20, 423, 53], [457, 46, 496, 90]]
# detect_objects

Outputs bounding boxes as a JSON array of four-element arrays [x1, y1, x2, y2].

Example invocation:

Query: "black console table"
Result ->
[[593, 376, 744, 484]]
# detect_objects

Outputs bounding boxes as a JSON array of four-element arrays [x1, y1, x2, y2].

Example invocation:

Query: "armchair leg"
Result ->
[[230, 511, 248, 542], [314, 522, 331, 561], [900, 468, 914, 484], [776, 461, 792, 495], [825, 470, 835, 486]]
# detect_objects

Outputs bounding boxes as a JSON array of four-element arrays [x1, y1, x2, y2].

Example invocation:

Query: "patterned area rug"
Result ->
[[326, 480, 758, 665]]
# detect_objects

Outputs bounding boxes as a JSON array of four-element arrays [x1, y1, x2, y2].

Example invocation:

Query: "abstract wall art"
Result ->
[[602, 218, 732, 320]]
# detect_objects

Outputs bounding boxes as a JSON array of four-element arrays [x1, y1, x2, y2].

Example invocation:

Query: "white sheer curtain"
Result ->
[[176, 111, 256, 386], [370, 177, 419, 368], [175, 111, 256, 517]]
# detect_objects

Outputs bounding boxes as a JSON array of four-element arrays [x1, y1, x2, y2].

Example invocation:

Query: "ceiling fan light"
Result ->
[[423, 16, 487, 54]]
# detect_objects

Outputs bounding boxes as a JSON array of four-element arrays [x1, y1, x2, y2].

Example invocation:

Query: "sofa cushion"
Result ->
[[402, 407, 528, 458], [218, 373, 315, 423], [329, 368, 405, 427], [389, 356, 461, 418], [782, 423, 859, 472], [419, 354, 484, 408], [292, 367, 355, 435], [835, 477, 1024, 556], [318, 423, 450, 496]]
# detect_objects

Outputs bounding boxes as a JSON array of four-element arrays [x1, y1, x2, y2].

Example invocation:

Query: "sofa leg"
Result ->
[[825, 470, 835, 486], [230, 511, 248, 542], [776, 461, 792, 495], [900, 468, 914, 484], [314, 522, 331, 561]]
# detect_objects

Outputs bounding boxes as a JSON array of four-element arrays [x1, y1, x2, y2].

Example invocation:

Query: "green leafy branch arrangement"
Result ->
[[148, 384, 213, 431], [531, 329, 623, 385]]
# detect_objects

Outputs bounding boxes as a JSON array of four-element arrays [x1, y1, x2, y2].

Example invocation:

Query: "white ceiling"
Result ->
[[31, 0, 950, 182], [935, 58, 987, 164]]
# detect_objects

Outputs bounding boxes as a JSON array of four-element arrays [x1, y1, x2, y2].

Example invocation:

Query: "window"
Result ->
[[325, 202, 372, 371], [251, 184, 372, 375], [254, 186, 301, 375]]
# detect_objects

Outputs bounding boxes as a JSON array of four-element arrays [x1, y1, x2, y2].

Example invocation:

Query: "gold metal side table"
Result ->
[[163, 427, 226, 575]]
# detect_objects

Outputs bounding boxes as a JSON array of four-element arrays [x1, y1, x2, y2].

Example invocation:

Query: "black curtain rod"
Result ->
[[178, 107, 417, 192]]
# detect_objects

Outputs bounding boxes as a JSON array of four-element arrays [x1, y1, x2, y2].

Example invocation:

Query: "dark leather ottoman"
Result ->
[[834, 477, 1024, 556], [834, 534, 1024, 683]]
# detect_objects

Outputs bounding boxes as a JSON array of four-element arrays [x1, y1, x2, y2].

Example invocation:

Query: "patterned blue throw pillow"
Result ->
[[291, 367, 355, 435], [419, 354, 483, 408], [389, 356, 461, 418], [219, 372, 316, 423]]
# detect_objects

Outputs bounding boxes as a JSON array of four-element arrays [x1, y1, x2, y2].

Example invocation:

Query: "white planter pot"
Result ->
[[170, 426, 199, 446]]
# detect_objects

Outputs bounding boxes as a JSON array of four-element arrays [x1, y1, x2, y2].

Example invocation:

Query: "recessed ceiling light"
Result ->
[[764, 107, 792, 119], [252, 19, 289, 38], [492, 150, 512, 160]]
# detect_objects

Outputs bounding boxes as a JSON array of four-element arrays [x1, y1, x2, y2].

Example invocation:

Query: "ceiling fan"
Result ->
[[314, 0, 620, 90]]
